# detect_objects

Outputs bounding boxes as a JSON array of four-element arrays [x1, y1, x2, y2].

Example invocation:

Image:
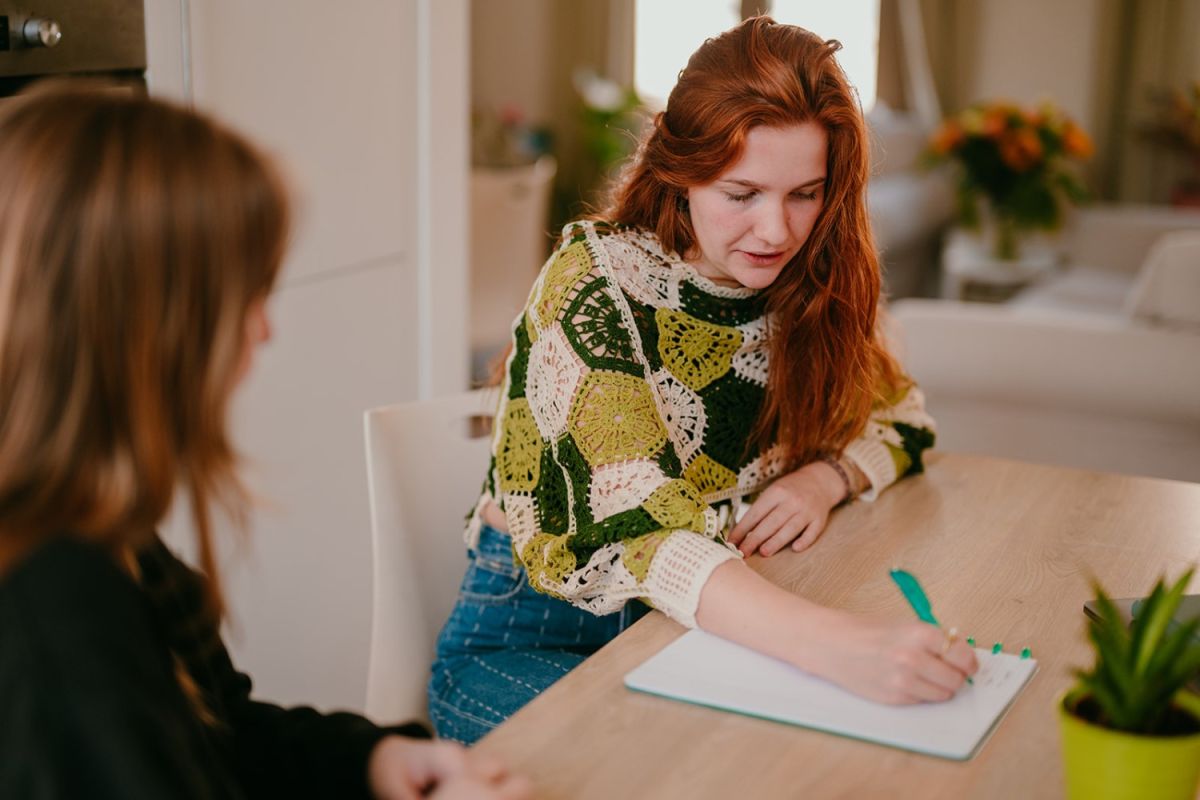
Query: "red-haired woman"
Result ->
[[429, 17, 977, 744]]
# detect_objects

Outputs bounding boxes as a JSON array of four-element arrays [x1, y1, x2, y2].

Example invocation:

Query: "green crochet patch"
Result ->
[[496, 398, 541, 493], [623, 292, 662, 371], [507, 317, 532, 400], [534, 447, 570, 534], [535, 241, 593, 329], [562, 277, 641, 376], [568, 371, 668, 466], [892, 421, 936, 475], [643, 479, 708, 533], [521, 533, 578, 594], [697, 371, 764, 471], [678, 279, 764, 326], [682, 453, 738, 496], [573, 506, 660, 550], [622, 531, 673, 583], [656, 308, 742, 392]]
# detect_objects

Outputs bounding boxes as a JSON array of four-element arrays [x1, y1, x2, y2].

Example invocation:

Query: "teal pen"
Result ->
[[889, 568, 974, 685]]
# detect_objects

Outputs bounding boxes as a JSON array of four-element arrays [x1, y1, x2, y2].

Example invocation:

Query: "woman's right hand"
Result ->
[[697, 562, 976, 707], [430, 772, 532, 800], [814, 617, 978, 704], [369, 738, 531, 800]]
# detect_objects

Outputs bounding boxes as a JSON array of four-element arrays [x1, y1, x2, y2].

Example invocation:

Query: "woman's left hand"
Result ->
[[727, 461, 847, 557]]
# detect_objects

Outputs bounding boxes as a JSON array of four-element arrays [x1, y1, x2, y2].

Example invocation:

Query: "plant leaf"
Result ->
[[1160, 638, 1200, 697], [1129, 576, 1167, 674], [1134, 569, 1194, 676], [1143, 617, 1200, 683], [1086, 614, 1135, 701], [1091, 585, 1132, 659], [1138, 624, 1200, 730]]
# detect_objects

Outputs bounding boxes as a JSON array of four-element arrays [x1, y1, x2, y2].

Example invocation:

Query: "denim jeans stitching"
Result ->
[[516, 649, 575, 673], [429, 696, 500, 732], [450, 685, 508, 722], [471, 554, 520, 577], [469, 654, 545, 693], [456, 563, 526, 605]]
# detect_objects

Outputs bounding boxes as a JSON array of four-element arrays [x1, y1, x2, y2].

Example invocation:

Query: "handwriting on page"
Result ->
[[972, 652, 1026, 690]]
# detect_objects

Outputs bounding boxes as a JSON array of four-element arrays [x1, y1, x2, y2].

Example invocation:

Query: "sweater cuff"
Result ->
[[841, 438, 898, 502], [643, 532, 741, 628]]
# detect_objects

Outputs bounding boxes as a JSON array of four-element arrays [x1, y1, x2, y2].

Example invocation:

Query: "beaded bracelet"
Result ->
[[818, 455, 856, 503]]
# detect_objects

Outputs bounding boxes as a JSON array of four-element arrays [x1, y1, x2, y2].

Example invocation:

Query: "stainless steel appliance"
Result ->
[[0, 0, 145, 96]]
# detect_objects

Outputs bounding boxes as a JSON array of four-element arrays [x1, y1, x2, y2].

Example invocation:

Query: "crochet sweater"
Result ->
[[472, 221, 936, 627]]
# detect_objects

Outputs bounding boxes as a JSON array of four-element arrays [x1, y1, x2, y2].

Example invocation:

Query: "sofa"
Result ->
[[1011, 204, 1200, 317], [888, 298, 1200, 484]]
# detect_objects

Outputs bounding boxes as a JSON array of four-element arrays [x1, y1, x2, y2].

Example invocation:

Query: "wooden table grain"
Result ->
[[474, 453, 1200, 799]]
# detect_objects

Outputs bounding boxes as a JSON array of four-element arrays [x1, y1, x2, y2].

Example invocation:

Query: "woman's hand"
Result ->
[[727, 461, 847, 557], [696, 562, 976, 707], [368, 737, 531, 800], [812, 618, 979, 704]]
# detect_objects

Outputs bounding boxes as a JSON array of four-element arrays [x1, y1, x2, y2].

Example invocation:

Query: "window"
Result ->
[[634, 0, 880, 111]]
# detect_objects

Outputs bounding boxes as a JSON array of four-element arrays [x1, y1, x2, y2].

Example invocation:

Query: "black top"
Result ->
[[0, 534, 428, 799]]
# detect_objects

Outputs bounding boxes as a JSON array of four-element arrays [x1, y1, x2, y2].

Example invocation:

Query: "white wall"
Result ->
[[145, 0, 468, 713]]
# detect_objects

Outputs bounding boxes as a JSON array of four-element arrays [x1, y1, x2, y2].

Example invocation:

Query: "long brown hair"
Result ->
[[605, 16, 906, 468], [0, 82, 290, 610]]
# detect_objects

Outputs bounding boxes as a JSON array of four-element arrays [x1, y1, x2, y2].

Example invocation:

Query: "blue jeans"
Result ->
[[428, 524, 649, 744]]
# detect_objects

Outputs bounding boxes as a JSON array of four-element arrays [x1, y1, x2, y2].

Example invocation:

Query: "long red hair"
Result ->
[[604, 16, 906, 468]]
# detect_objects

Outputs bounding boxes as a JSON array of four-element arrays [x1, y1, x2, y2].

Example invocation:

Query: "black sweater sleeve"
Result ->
[[0, 537, 236, 800], [0, 536, 430, 800], [136, 538, 430, 800]]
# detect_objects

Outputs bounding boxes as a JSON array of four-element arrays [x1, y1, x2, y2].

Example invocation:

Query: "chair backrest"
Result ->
[[363, 388, 497, 722]]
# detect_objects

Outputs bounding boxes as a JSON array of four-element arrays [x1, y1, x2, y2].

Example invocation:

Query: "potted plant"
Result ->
[[1060, 568, 1200, 799], [571, 68, 643, 212], [926, 100, 1093, 260]]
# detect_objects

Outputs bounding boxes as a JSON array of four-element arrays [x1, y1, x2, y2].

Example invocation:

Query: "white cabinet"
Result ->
[[145, 0, 468, 713]]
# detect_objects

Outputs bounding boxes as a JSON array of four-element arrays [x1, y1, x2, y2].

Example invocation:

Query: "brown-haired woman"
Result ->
[[0, 83, 528, 800], [429, 17, 977, 744]]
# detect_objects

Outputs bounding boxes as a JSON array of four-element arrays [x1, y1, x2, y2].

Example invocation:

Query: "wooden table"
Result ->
[[474, 453, 1200, 799]]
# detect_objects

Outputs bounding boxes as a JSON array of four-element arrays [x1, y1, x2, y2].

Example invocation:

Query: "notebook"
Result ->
[[624, 630, 1037, 761]]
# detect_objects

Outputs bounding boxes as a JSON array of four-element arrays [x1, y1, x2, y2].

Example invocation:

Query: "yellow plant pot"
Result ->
[[1059, 691, 1200, 800]]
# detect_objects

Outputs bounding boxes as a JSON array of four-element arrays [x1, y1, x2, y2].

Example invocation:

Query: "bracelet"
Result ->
[[818, 455, 856, 503]]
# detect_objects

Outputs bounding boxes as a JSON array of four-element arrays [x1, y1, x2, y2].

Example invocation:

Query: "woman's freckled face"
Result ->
[[686, 123, 828, 289]]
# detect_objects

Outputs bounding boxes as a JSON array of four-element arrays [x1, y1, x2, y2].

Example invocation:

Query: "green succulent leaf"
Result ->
[[1075, 568, 1200, 734], [1144, 617, 1200, 683], [1133, 570, 1193, 676]]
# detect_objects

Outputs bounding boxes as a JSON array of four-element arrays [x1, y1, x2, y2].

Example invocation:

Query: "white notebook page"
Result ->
[[624, 629, 1037, 760]]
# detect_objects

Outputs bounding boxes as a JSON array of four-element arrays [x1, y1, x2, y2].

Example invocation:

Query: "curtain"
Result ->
[[1108, 0, 1200, 203], [877, 0, 968, 124]]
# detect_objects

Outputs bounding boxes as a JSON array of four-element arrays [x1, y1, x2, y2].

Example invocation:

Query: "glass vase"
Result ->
[[991, 213, 1021, 261]]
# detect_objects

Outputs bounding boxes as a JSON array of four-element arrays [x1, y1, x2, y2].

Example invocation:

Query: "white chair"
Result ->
[[363, 388, 498, 723]]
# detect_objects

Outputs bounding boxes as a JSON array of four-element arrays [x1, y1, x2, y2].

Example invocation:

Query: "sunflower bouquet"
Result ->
[[926, 101, 1093, 260]]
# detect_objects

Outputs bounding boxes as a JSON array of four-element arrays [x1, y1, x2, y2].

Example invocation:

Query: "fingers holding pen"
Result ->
[[942, 639, 980, 679]]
